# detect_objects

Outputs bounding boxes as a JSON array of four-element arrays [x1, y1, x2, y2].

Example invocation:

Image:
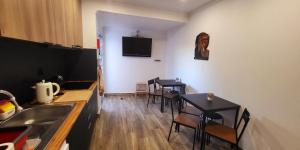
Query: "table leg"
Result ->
[[234, 106, 240, 128], [161, 86, 165, 112], [178, 97, 182, 113], [200, 113, 207, 150]]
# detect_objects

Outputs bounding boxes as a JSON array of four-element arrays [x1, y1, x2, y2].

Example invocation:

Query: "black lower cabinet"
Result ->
[[67, 88, 98, 150]]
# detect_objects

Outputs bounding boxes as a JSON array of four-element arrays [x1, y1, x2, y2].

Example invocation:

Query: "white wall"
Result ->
[[165, 0, 300, 149], [82, 0, 187, 48], [103, 27, 166, 93]]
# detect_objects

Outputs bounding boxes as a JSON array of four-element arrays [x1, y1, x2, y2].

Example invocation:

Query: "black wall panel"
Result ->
[[0, 37, 97, 104]]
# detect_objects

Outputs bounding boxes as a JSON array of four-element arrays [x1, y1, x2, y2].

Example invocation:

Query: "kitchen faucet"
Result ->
[[0, 90, 23, 112]]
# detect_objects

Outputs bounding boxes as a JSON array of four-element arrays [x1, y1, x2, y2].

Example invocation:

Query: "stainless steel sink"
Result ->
[[0, 104, 74, 150], [2, 105, 72, 126]]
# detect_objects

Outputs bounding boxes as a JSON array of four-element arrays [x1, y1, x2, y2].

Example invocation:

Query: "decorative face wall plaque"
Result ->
[[194, 32, 210, 60]]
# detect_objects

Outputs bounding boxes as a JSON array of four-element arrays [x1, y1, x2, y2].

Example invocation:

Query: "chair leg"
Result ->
[[147, 95, 150, 108], [153, 95, 156, 103], [206, 134, 210, 145], [198, 128, 201, 140], [196, 128, 200, 140], [168, 122, 174, 141], [198, 122, 202, 140], [175, 123, 180, 132], [235, 144, 239, 150], [193, 129, 196, 150], [196, 128, 199, 140], [206, 134, 211, 145]]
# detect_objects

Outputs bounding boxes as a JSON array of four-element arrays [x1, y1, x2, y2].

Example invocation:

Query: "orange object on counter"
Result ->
[[0, 100, 15, 113]]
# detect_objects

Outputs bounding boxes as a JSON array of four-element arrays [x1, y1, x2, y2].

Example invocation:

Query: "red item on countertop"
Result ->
[[0, 126, 32, 150]]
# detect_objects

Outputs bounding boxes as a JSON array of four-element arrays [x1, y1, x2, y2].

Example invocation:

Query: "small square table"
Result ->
[[156, 79, 186, 112], [181, 93, 240, 150]]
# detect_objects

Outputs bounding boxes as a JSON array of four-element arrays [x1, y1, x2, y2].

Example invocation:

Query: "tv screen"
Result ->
[[122, 37, 152, 57]]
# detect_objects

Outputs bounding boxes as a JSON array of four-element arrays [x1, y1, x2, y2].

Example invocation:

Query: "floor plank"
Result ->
[[90, 95, 229, 150]]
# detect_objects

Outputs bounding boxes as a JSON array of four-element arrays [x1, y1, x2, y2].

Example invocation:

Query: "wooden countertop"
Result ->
[[53, 81, 97, 103], [44, 81, 97, 150]]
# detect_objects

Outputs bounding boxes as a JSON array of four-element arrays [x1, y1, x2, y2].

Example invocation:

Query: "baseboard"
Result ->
[[104, 93, 135, 97]]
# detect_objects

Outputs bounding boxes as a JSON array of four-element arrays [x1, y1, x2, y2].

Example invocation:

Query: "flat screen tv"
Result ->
[[122, 37, 152, 57]]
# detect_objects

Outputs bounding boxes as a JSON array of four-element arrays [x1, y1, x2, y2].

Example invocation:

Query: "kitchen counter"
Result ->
[[44, 81, 97, 150], [54, 81, 97, 103]]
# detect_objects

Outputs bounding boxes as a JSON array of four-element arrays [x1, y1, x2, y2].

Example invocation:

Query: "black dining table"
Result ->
[[181, 93, 240, 150], [156, 79, 186, 112]]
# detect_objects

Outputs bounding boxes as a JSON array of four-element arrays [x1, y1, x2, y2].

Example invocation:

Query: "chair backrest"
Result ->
[[179, 85, 186, 95], [236, 108, 250, 143], [147, 79, 155, 92], [148, 77, 160, 92], [148, 79, 155, 85], [154, 77, 160, 89], [172, 84, 186, 95], [170, 96, 175, 121]]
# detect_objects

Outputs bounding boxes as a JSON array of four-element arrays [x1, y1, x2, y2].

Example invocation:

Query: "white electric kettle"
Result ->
[[34, 80, 60, 104]]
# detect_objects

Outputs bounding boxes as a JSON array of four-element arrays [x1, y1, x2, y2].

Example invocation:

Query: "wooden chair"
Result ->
[[204, 108, 250, 150], [147, 78, 163, 107], [135, 82, 147, 98], [167, 91, 200, 150], [154, 77, 171, 98], [154, 77, 173, 104], [179, 103, 224, 143]]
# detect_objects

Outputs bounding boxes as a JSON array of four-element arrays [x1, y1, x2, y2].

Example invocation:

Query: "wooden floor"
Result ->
[[90, 95, 229, 150]]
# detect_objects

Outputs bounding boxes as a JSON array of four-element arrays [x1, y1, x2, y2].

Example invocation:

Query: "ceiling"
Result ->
[[102, 0, 211, 13], [97, 11, 184, 32]]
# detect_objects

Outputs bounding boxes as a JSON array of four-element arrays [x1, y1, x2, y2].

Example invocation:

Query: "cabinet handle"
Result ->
[[88, 113, 92, 121], [88, 122, 92, 129]]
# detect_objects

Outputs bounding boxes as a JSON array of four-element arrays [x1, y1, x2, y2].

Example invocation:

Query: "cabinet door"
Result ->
[[0, 0, 83, 47], [0, 0, 4, 36], [61, 0, 83, 47], [18, 0, 53, 43], [72, 0, 83, 47], [0, 0, 56, 43], [67, 88, 98, 150], [0, 0, 26, 39], [50, 0, 68, 46], [86, 88, 98, 148], [67, 104, 89, 150]]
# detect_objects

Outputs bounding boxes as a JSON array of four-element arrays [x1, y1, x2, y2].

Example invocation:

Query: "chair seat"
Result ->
[[163, 92, 179, 99], [174, 114, 200, 129], [181, 106, 202, 116], [205, 124, 237, 144], [159, 88, 172, 93], [149, 89, 170, 96], [149, 90, 162, 96]]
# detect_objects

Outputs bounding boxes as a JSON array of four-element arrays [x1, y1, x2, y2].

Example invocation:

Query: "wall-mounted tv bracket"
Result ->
[[135, 30, 142, 38]]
